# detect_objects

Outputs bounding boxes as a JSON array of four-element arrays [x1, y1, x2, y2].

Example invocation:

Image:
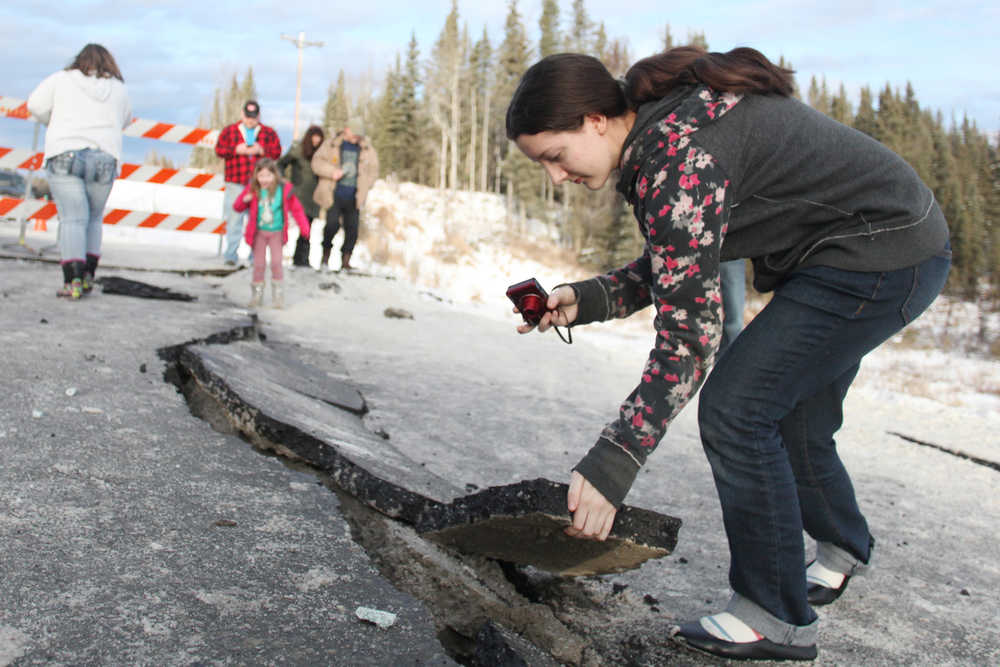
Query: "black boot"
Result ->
[[83, 254, 99, 293], [57, 261, 86, 299], [293, 237, 311, 267]]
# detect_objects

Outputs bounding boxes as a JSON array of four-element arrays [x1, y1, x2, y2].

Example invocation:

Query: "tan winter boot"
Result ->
[[341, 250, 353, 271], [272, 280, 284, 309], [248, 282, 264, 308], [319, 248, 331, 274]]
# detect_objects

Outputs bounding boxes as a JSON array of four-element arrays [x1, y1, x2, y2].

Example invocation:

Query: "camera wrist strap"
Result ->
[[553, 325, 572, 344]]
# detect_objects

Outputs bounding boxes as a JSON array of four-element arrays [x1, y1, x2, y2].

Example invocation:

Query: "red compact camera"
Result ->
[[506, 278, 550, 326]]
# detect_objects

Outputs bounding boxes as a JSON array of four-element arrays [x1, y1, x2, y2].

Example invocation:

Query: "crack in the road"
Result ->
[[888, 431, 1000, 472], [157, 326, 685, 665]]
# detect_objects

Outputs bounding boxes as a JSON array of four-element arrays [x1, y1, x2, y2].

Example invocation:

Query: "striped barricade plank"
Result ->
[[116, 163, 225, 190], [122, 118, 219, 148], [1, 147, 224, 190], [0, 147, 44, 170], [1, 96, 220, 147], [0, 96, 29, 119], [0, 196, 57, 220], [0, 197, 224, 234]]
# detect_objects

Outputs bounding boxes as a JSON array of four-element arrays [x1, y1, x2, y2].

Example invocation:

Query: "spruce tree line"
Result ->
[[188, 1, 998, 308], [373, 0, 1000, 306], [806, 77, 999, 304]]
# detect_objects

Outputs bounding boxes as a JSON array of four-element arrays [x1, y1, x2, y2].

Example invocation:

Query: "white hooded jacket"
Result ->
[[27, 69, 132, 163]]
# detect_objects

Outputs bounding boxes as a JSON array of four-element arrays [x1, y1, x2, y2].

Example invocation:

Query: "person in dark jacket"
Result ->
[[506, 47, 950, 662], [278, 124, 324, 268]]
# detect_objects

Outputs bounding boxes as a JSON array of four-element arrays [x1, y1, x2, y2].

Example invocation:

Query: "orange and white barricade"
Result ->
[[1, 196, 223, 234], [2, 96, 228, 253], [2, 96, 219, 147]]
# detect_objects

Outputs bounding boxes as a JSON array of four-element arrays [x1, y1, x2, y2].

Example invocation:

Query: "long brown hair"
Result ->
[[250, 158, 284, 200], [506, 46, 795, 139], [626, 46, 795, 107], [301, 125, 324, 161], [66, 44, 124, 82]]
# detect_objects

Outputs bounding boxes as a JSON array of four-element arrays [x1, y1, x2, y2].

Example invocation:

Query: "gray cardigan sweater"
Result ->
[[570, 86, 949, 507]]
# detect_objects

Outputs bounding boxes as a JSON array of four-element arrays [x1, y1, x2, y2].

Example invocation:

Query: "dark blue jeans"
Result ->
[[698, 248, 951, 636]]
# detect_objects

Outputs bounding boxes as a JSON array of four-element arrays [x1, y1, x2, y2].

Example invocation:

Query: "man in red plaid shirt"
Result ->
[[215, 100, 281, 265]]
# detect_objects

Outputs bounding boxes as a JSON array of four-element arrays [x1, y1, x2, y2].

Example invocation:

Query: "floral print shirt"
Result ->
[[572, 86, 742, 507]]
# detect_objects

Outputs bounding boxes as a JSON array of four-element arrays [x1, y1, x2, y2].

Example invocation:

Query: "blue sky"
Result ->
[[1, 0, 996, 168]]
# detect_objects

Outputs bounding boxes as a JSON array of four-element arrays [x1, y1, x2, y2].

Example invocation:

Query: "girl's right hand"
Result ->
[[566, 471, 616, 541], [242, 193, 253, 203], [515, 284, 578, 334]]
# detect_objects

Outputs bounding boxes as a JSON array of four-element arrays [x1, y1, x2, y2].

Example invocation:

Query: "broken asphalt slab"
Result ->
[[417, 479, 680, 576], [175, 338, 681, 576]]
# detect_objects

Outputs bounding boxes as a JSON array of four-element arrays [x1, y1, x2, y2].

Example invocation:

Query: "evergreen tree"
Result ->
[[396, 32, 428, 185], [593, 22, 609, 64], [947, 118, 991, 300], [538, 0, 561, 58], [778, 56, 799, 99], [426, 0, 463, 189], [876, 83, 905, 151], [898, 94, 935, 186], [324, 71, 350, 133], [604, 38, 631, 77], [854, 86, 879, 139], [372, 56, 404, 178], [829, 83, 852, 126], [566, 0, 592, 53], [686, 30, 708, 49], [144, 149, 175, 169], [494, 0, 532, 196], [240, 67, 257, 106], [459, 22, 476, 190], [807, 76, 831, 116], [661, 23, 675, 51], [225, 74, 242, 124], [469, 27, 494, 191]]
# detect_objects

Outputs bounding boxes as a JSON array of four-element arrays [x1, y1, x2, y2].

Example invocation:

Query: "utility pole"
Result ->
[[280, 31, 324, 140]]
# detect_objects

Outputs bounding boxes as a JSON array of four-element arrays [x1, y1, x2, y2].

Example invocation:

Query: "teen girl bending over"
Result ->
[[506, 47, 949, 661], [234, 158, 310, 308]]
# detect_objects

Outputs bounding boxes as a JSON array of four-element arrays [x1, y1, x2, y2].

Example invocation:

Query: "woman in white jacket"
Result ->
[[27, 44, 131, 299]]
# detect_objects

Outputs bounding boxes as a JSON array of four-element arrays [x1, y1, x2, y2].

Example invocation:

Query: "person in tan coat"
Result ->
[[311, 117, 379, 272]]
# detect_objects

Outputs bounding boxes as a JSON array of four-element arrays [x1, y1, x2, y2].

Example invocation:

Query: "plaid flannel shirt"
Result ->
[[214, 122, 281, 185]]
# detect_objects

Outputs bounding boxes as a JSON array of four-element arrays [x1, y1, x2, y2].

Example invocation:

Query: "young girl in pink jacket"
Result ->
[[233, 158, 310, 308]]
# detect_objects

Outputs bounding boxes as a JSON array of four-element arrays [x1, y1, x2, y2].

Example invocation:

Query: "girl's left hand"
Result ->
[[242, 193, 253, 203], [565, 471, 616, 541]]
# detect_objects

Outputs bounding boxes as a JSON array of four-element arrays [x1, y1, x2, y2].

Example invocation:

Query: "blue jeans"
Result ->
[[222, 182, 247, 263], [46, 148, 117, 264], [719, 259, 747, 354], [698, 247, 951, 644]]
